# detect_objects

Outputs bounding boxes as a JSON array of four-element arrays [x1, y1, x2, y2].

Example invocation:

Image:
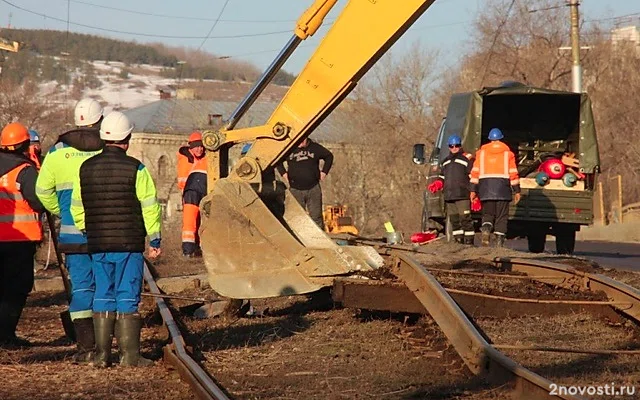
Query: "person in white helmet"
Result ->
[[70, 111, 162, 368], [35, 98, 105, 363]]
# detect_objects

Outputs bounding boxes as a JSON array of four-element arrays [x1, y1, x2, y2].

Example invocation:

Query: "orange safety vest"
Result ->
[[469, 141, 519, 186], [176, 150, 207, 192], [0, 163, 43, 242]]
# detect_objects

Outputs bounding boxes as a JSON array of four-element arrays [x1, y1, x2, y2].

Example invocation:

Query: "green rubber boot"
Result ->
[[71, 317, 95, 364], [93, 312, 116, 368], [115, 313, 153, 367]]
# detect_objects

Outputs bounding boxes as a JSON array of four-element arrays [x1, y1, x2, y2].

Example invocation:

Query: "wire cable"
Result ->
[[478, 0, 517, 87], [1, 0, 292, 40]]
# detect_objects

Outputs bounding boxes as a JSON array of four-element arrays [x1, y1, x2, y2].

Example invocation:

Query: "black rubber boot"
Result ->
[[495, 234, 506, 248], [464, 235, 475, 245], [0, 298, 31, 348], [453, 235, 463, 244], [71, 317, 95, 363], [115, 313, 153, 367], [93, 312, 116, 368]]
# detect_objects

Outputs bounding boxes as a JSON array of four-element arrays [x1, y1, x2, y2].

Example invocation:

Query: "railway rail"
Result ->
[[139, 247, 639, 400], [143, 259, 230, 400], [333, 249, 640, 399]]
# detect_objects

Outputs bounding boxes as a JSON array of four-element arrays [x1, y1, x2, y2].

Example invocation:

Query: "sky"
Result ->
[[1, 0, 639, 74]]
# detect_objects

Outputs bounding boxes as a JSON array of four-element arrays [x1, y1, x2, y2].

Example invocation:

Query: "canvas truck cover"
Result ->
[[442, 85, 600, 174]]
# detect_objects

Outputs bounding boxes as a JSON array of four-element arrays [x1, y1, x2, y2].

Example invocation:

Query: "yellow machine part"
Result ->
[[200, 0, 436, 299], [324, 205, 359, 236]]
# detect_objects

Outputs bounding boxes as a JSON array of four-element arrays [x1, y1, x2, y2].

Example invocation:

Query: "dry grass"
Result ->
[[478, 312, 640, 394], [0, 293, 192, 400]]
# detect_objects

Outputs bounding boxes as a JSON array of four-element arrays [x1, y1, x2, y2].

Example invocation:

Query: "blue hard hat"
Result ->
[[447, 134, 462, 146], [28, 129, 40, 143], [240, 143, 252, 155], [488, 128, 504, 141]]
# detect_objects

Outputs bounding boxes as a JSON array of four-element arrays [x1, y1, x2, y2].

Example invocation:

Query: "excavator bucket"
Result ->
[[199, 179, 383, 299]]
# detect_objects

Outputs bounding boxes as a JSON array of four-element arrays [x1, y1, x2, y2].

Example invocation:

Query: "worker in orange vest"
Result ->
[[0, 122, 44, 348], [181, 167, 206, 257], [469, 128, 521, 247], [27, 129, 42, 169], [176, 132, 207, 193]]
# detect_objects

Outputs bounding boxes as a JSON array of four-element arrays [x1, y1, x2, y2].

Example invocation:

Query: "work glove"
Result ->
[[427, 180, 444, 193], [471, 197, 482, 212]]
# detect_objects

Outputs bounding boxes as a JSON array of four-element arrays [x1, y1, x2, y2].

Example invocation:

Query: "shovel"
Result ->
[[45, 213, 76, 342]]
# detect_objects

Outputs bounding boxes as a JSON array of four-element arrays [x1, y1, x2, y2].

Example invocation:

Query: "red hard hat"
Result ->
[[188, 131, 202, 143], [1, 122, 30, 147]]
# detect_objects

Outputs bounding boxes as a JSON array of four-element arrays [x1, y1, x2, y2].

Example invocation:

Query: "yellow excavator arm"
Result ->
[[200, 0, 437, 299], [0, 37, 20, 53]]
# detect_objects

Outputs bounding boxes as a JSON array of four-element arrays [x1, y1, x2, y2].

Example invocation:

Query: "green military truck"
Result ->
[[413, 83, 600, 254]]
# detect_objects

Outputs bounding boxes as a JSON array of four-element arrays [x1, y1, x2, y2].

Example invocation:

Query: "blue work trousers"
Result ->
[[66, 253, 95, 321], [92, 252, 144, 314]]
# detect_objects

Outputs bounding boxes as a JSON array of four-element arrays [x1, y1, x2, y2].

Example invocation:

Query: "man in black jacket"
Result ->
[[276, 138, 333, 229], [428, 134, 475, 245]]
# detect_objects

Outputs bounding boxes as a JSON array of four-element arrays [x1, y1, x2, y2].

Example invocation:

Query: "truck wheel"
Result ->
[[527, 231, 546, 253], [555, 227, 576, 255]]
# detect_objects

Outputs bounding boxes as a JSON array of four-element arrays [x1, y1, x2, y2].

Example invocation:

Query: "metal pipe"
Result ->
[[143, 261, 230, 400], [224, 35, 302, 131]]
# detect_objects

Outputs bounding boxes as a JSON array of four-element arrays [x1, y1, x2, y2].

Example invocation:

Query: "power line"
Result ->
[[585, 11, 640, 23], [64, 0, 305, 23], [197, 0, 230, 52], [1, 0, 294, 39]]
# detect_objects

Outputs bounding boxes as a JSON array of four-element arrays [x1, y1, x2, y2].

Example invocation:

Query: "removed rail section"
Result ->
[[143, 260, 230, 400], [388, 252, 577, 400], [494, 257, 640, 324]]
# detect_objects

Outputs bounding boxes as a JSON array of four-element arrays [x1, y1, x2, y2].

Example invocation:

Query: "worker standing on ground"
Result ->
[[427, 134, 475, 245], [176, 132, 207, 193], [181, 166, 207, 258], [36, 98, 104, 362], [276, 138, 333, 229], [71, 111, 162, 368], [27, 129, 42, 169], [0, 122, 44, 347], [469, 128, 521, 247], [177, 132, 207, 256]]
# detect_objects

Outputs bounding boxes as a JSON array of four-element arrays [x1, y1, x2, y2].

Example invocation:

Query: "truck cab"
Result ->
[[414, 83, 601, 254]]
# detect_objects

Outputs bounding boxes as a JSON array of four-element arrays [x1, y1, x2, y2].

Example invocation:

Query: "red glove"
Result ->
[[471, 197, 482, 212], [427, 180, 444, 193]]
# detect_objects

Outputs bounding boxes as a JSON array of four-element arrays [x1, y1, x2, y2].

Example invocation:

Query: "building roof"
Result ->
[[123, 99, 353, 144]]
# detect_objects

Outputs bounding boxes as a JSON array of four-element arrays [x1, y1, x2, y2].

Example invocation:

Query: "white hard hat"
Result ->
[[74, 98, 104, 127], [99, 111, 134, 141]]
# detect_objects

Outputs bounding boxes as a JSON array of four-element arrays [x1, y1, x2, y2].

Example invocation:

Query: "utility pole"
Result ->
[[569, 0, 582, 93]]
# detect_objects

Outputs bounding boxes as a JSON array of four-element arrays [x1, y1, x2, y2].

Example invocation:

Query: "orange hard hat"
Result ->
[[1, 122, 30, 147], [188, 131, 202, 143]]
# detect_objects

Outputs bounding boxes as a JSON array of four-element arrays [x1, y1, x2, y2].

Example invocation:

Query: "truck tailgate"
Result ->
[[510, 188, 593, 224]]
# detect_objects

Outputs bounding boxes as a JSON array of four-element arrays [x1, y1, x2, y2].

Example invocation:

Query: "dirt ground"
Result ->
[[0, 292, 193, 400], [184, 292, 514, 400], [164, 242, 640, 399], [20, 240, 640, 399]]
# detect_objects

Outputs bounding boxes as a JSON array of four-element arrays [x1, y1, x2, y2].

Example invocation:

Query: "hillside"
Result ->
[[0, 29, 296, 86], [33, 60, 291, 113]]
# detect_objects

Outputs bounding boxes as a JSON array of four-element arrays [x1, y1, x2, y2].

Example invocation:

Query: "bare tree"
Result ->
[[325, 44, 441, 235], [0, 80, 71, 150]]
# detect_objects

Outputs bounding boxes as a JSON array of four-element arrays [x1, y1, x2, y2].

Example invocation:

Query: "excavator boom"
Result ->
[[200, 0, 436, 299]]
